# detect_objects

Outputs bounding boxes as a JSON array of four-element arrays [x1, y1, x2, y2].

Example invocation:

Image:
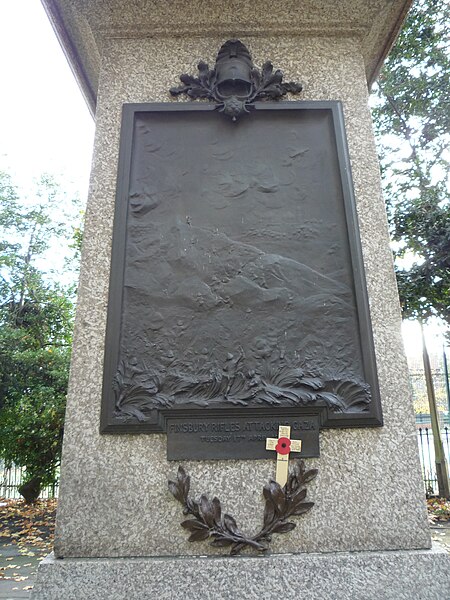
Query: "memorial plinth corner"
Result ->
[[32, 1, 450, 598]]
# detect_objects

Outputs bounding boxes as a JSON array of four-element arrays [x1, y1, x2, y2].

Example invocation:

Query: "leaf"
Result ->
[[183, 474, 190, 497], [230, 542, 245, 555], [263, 484, 272, 501], [291, 460, 304, 482], [251, 67, 261, 89], [283, 82, 303, 93], [272, 521, 296, 534], [302, 469, 318, 484], [170, 467, 190, 501], [252, 539, 270, 552], [177, 466, 187, 484], [285, 473, 294, 493], [188, 528, 210, 542], [265, 70, 283, 87], [261, 61, 274, 81], [210, 538, 234, 547], [186, 498, 199, 515], [291, 488, 307, 506], [292, 502, 314, 516], [180, 74, 197, 86], [168, 480, 183, 503], [223, 514, 238, 534], [263, 498, 275, 526], [269, 480, 285, 513], [211, 497, 222, 524], [181, 519, 209, 531], [199, 495, 215, 527], [197, 61, 212, 87], [197, 61, 209, 75], [188, 88, 211, 99]]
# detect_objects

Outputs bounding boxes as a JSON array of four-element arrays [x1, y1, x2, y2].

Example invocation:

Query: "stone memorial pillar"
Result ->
[[33, 1, 450, 598]]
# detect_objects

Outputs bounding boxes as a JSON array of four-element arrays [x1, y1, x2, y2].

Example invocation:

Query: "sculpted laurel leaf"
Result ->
[[188, 528, 210, 542], [272, 521, 296, 534], [211, 497, 222, 524], [292, 488, 307, 504], [177, 465, 187, 483], [263, 499, 275, 526], [199, 495, 215, 528], [230, 542, 245, 555], [268, 480, 285, 513], [181, 519, 209, 531], [223, 514, 238, 534], [168, 480, 183, 503], [292, 502, 314, 516], [210, 538, 234, 548], [169, 459, 317, 555], [302, 469, 318, 484]]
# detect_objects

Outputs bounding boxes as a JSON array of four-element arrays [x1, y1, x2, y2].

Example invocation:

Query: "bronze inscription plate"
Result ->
[[167, 414, 320, 460]]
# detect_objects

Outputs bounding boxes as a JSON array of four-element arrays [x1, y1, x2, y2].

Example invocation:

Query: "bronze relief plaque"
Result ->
[[100, 101, 382, 457]]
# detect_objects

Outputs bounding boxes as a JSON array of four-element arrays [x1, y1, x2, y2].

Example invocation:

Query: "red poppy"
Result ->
[[275, 437, 291, 455]]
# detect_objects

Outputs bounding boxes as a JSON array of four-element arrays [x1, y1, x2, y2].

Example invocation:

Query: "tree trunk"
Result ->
[[443, 345, 450, 415], [18, 476, 42, 504], [421, 322, 450, 498]]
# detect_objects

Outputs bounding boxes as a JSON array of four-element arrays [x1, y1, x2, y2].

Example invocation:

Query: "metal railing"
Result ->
[[417, 426, 450, 496], [1, 431, 449, 500], [0, 463, 58, 500]]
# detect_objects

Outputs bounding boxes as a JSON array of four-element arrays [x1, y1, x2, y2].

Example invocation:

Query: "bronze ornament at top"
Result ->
[[170, 39, 303, 120]]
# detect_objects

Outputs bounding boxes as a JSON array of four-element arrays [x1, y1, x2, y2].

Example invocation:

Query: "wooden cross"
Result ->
[[266, 425, 302, 487]]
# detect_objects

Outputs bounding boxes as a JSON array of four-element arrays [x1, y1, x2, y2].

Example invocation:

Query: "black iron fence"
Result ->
[[417, 426, 450, 496], [0, 463, 58, 500], [1, 430, 449, 500]]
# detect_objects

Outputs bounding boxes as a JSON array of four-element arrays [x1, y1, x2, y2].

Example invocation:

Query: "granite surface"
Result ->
[[51, 35, 431, 559], [32, 545, 450, 600], [41, 0, 99, 115], [42, 0, 413, 104]]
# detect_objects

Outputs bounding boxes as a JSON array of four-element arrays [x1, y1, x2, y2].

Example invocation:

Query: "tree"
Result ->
[[371, 0, 450, 498], [0, 172, 80, 502], [371, 0, 450, 329]]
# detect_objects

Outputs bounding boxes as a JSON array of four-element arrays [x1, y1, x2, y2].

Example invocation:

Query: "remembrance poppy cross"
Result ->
[[265, 425, 302, 487]]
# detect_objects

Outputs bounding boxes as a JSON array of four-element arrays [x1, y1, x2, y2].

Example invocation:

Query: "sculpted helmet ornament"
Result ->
[[170, 40, 303, 121]]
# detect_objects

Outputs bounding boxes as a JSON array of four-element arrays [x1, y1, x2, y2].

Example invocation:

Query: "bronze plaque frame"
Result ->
[[100, 101, 382, 456]]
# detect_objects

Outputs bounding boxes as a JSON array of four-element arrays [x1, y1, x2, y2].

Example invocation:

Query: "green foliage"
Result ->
[[0, 171, 81, 502], [371, 0, 450, 328]]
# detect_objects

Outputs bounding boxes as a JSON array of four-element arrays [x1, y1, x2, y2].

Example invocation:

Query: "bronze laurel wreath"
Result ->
[[169, 459, 317, 555]]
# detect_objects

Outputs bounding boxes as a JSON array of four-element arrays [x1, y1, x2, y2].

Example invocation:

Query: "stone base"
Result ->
[[32, 544, 450, 600]]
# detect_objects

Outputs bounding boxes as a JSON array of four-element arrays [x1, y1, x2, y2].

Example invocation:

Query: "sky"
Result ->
[[0, 0, 94, 196], [0, 0, 447, 361], [0, 0, 94, 283]]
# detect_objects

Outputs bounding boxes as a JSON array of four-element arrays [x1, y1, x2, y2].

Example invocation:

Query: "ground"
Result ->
[[0, 497, 449, 599], [0, 499, 55, 599], [427, 497, 450, 554]]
